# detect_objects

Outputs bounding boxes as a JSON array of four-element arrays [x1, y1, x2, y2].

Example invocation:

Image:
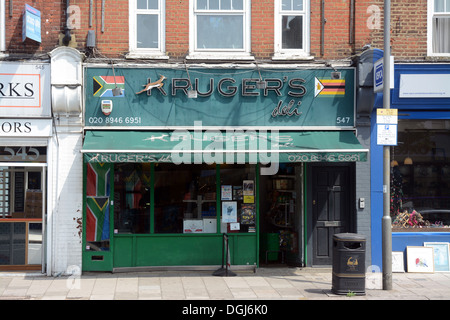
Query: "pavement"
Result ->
[[1, 267, 450, 301]]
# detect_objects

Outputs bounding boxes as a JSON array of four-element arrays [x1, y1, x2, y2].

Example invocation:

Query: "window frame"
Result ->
[[273, 0, 311, 59], [427, 0, 450, 57], [128, 0, 166, 59], [188, 0, 252, 59]]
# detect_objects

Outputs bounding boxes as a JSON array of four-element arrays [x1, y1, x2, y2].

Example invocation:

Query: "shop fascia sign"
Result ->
[[0, 118, 52, 137], [0, 62, 51, 117], [86, 67, 354, 128], [135, 74, 306, 117]]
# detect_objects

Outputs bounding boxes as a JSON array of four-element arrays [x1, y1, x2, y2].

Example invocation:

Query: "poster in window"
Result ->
[[240, 204, 255, 225], [221, 185, 232, 200], [243, 180, 254, 196], [222, 201, 237, 223], [233, 186, 243, 200]]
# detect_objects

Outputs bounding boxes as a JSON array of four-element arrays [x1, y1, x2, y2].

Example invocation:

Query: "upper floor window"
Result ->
[[190, 0, 251, 57], [129, 0, 166, 57], [274, 0, 310, 59], [428, 0, 450, 56]]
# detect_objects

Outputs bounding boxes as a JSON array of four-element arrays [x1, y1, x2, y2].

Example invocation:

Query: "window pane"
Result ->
[[222, 0, 232, 10], [137, 14, 159, 48], [197, 15, 243, 49], [28, 222, 42, 265], [210, 0, 220, 10], [282, 15, 303, 49], [219, 165, 256, 233], [282, 0, 291, 10], [232, 0, 243, 10], [148, 0, 158, 9], [435, 0, 445, 12], [433, 17, 450, 53], [392, 120, 450, 229], [113, 163, 151, 234], [197, 0, 207, 9], [154, 164, 217, 234], [137, 0, 146, 9], [293, 0, 303, 11]]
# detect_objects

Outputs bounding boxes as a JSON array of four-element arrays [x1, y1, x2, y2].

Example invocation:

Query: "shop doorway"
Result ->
[[259, 164, 303, 267], [307, 164, 354, 266]]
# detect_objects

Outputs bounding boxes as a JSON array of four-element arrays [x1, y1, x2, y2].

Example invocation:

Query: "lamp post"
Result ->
[[382, 0, 393, 290]]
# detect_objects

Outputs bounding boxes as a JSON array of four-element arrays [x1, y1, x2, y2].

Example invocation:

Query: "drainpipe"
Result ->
[[62, 0, 71, 45]]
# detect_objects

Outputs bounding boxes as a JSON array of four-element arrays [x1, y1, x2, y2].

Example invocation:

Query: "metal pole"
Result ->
[[382, 0, 392, 290]]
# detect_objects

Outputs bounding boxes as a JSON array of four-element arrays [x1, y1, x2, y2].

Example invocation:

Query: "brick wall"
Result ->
[[5, 0, 433, 61], [355, 0, 429, 60]]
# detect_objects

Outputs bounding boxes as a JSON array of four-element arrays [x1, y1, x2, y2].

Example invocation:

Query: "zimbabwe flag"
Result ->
[[93, 76, 125, 97], [314, 77, 346, 97]]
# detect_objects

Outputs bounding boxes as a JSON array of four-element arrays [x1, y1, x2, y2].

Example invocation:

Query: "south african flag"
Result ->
[[86, 163, 111, 243], [93, 76, 125, 97]]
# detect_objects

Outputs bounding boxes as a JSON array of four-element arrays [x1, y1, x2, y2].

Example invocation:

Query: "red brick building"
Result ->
[[2, 0, 449, 275]]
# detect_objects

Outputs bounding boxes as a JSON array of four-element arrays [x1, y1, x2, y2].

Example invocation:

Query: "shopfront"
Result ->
[[0, 62, 51, 271], [82, 65, 368, 271], [371, 64, 450, 270]]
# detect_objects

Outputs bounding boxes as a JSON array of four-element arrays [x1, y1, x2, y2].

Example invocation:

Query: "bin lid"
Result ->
[[333, 233, 366, 241]]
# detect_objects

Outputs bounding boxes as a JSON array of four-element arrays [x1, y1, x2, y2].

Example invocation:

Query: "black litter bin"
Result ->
[[331, 233, 366, 295]]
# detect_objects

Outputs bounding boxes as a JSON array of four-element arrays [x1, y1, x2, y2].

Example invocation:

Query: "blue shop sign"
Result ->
[[22, 4, 41, 43]]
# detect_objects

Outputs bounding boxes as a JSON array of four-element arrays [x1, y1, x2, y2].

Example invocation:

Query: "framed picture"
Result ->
[[424, 242, 450, 272], [406, 246, 434, 273], [392, 251, 405, 273]]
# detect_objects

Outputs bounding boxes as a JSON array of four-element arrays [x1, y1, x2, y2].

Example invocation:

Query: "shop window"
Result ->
[[154, 164, 217, 233], [113, 163, 151, 234], [0, 146, 46, 266], [428, 0, 450, 56], [391, 120, 450, 230], [274, 0, 310, 58], [191, 0, 251, 56], [128, 0, 166, 57], [219, 164, 256, 233]]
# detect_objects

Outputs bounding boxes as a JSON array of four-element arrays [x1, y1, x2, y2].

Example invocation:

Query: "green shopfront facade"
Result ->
[[81, 65, 368, 272]]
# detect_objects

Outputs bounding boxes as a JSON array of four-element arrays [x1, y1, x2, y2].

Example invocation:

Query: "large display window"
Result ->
[[0, 146, 46, 267], [391, 120, 450, 231]]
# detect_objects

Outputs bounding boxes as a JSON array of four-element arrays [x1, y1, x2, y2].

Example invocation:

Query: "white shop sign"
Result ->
[[0, 118, 52, 137], [0, 62, 51, 116], [400, 74, 450, 98]]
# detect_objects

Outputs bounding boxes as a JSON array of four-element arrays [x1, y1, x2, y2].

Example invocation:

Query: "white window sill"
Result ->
[[125, 52, 169, 60], [272, 53, 314, 61], [427, 53, 450, 58], [186, 52, 255, 61]]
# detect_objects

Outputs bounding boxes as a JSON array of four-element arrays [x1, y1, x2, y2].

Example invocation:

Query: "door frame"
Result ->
[[305, 163, 356, 267]]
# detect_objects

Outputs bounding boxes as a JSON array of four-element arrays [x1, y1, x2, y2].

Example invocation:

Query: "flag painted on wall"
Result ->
[[86, 163, 111, 243], [93, 76, 125, 97]]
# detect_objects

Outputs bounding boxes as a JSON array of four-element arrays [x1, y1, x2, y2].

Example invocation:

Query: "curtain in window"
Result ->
[[433, 17, 450, 53]]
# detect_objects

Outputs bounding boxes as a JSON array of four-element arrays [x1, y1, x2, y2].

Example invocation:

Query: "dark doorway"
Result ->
[[307, 164, 355, 266]]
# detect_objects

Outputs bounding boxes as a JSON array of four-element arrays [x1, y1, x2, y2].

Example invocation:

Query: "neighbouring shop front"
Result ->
[[371, 63, 450, 271], [81, 65, 368, 271], [0, 62, 51, 271]]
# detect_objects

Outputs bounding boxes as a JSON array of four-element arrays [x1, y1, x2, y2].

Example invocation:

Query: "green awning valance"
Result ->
[[82, 130, 368, 164]]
